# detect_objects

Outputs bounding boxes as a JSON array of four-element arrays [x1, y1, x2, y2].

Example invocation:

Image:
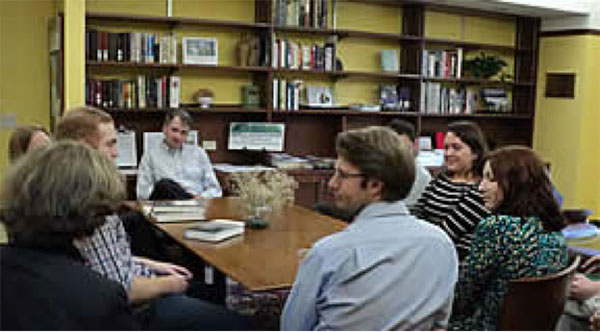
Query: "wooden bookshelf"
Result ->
[[80, 1, 540, 205]]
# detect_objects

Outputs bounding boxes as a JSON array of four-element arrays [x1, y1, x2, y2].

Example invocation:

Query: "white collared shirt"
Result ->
[[136, 141, 222, 200]]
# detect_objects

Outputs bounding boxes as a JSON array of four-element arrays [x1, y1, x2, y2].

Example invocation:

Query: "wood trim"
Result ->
[[540, 29, 600, 37]]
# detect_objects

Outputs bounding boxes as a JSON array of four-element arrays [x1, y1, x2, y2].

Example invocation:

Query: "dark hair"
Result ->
[[487, 146, 564, 232], [336, 126, 415, 201], [1, 141, 126, 242], [447, 121, 488, 176], [55, 106, 114, 148], [387, 119, 416, 141], [164, 109, 193, 127], [9, 124, 49, 162]]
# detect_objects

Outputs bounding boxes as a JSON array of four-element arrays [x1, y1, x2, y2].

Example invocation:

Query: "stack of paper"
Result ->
[[142, 200, 207, 223]]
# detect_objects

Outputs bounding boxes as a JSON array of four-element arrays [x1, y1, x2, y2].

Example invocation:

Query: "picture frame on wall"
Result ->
[[182, 37, 218, 65]]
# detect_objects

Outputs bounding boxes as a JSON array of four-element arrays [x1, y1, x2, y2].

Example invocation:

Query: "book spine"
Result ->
[[169, 76, 180, 108], [272, 78, 279, 110]]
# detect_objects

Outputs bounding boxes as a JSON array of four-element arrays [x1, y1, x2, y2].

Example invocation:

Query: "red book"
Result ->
[[435, 131, 445, 149]]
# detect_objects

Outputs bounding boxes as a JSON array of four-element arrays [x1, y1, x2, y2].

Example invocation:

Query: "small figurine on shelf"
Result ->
[[237, 33, 260, 67], [194, 88, 214, 109], [236, 33, 252, 67]]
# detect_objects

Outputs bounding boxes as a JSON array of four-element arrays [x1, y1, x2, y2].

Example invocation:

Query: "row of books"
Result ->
[[85, 76, 180, 109], [272, 78, 303, 111], [272, 35, 335, 71], [420, 82, 476, 114], [86, 29, 177, 64], [422, 48, 463, 78], [273, 0, 329, 29]]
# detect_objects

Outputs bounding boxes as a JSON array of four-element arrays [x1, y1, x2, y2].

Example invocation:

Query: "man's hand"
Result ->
[[569, 273, 600, 301], [133, 257, 193, 279], [157, 274, 190, 294]]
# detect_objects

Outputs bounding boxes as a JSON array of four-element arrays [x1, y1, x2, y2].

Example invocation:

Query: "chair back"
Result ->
[[498, 255, 580, 331]]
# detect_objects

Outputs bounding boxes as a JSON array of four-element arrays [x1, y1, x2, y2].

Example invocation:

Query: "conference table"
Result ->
[[148, 197, 347, 293]]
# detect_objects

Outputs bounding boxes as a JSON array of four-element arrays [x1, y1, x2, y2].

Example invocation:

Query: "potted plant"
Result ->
[[463, 52, 508, 79], [231, 170, 298, 229]]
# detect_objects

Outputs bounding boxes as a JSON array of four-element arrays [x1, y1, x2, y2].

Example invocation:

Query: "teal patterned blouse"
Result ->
[[448, 215, 568, 331]]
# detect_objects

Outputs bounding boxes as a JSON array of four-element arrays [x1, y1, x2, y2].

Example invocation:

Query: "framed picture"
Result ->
[[182, 37, 218, 65]]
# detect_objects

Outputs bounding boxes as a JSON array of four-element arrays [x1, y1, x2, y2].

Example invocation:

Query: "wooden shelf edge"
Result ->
[[102, 107, 268, 114], [419, 113, 532, 119], [87, 61, 178, 69], [424, 38, 514, 52], [87, 61, 269, 73], [422, 76, 534, 86], [273, 68, 421, 79], [86, 12, 269, 30], [273, 109, 419, 116]]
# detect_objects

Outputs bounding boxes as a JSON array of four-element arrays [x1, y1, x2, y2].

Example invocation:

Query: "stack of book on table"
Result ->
[[184, 219, 245, 243], [141, 200, 207, 223]]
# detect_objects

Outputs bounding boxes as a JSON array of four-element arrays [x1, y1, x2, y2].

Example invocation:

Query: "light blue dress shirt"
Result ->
[[136, 141, 222, 200], [281, 200, 458, 331]]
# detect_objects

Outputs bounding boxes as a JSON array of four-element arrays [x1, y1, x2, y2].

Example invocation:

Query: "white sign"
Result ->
[[228, 122, 285, 152], [116, 131, 137, 167], [182, 37, 218, 65]]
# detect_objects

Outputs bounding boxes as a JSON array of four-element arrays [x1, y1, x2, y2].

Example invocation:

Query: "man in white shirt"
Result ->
[[281, 126, 458, 330], [137, 109, 222, 200]]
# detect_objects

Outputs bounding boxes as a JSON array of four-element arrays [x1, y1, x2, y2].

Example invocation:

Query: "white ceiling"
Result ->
[[412, 0, 593, 18]]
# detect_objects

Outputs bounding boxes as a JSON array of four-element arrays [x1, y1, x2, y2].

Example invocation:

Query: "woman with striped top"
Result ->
[[412, 121, 489, 259]]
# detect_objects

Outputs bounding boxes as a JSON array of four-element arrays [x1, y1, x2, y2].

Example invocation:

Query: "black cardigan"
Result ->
[[0, 244, 139, 330]]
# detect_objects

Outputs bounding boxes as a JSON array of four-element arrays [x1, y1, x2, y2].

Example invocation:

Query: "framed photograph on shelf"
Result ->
[[182, 37, 218, 65]]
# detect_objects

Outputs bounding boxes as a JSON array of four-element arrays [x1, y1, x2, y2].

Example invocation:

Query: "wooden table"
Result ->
[[151, 197, 347, 291]]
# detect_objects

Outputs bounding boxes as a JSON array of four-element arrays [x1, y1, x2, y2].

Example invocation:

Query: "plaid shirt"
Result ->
[[73, 215, 153, 291]]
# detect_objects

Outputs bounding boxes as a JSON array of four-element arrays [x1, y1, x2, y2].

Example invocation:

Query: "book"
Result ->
[[141, 200, 207, 223], [381, 49, 399, 72], [184, 219, 245, 242]]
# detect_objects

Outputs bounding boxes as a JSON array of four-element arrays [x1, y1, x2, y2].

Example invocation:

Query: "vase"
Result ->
[[246, 204, 271, 229]]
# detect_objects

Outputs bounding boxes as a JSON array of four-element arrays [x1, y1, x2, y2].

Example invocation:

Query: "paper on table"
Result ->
[[116, 131, 137, 167]]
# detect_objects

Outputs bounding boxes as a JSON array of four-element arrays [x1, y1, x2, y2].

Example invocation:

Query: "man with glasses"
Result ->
[[281, 126, 458, 330]]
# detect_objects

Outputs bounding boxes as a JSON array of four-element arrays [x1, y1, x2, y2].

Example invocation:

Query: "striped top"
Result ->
[[412, 173, 489, 259]]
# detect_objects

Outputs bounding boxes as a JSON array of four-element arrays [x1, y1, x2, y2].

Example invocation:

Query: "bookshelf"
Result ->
[[79, 0, 539, 204]]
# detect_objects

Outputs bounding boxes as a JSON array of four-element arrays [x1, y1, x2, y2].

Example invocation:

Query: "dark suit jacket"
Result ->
[[0, 244, 139, 330]]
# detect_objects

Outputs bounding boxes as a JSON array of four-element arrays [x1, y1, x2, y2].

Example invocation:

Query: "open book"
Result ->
[[184, 219, 245, 242]]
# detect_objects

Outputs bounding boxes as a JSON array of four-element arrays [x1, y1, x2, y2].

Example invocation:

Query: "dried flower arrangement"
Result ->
[[231, 170, 298, 228]]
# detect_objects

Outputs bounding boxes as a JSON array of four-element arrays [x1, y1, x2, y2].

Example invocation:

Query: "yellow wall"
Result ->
[[0, 0, 56, 175], [534, 34, 600, 218], [64, 0, 86, 109]]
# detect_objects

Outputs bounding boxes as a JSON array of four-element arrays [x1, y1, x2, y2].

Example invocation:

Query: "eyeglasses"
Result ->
[[333, 168, 366, 180]]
